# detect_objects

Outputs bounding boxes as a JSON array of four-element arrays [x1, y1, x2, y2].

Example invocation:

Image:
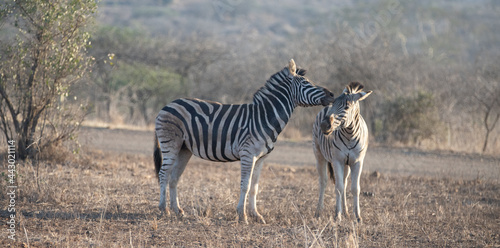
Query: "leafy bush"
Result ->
[[110, 62, 185, 124], [0, 0, 96, 159], [377, 91, 443, 145]]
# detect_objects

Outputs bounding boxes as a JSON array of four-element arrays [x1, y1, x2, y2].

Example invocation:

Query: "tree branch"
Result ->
[[0, 78, 20, 132]]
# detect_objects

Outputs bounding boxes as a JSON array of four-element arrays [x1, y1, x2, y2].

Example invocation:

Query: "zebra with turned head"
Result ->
[[313, 82, 372, 222], [154, 59, 335, 224]]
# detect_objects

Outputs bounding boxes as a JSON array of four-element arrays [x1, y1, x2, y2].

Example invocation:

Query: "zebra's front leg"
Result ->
[[342, 164, 351, 218], [314, 147, 328, 218], [333, 161, 345, 222], [237, 155, 257, 224], [249, 156, 266, 224], [351, 161, 364, 223]]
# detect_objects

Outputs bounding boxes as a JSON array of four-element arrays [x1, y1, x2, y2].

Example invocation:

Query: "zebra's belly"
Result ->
[[316, 135, 358, 164], [322, 144, 365, 166], [187, 144, 241, 162]]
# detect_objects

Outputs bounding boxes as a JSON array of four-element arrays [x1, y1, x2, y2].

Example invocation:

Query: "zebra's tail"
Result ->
[[327, 162, 335, 184], [154, 134, 162, 182]]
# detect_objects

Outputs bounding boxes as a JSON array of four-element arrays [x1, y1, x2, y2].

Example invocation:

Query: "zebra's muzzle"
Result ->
[[320, 120, 333, 135], [320, 88, 335, 106]]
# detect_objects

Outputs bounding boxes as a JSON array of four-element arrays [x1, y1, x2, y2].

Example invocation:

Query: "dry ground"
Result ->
[[1, 127, 499, 247]]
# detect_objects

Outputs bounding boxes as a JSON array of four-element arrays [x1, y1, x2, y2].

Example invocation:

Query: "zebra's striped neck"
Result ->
[[250, 70, 296, 141], [342, 105, 364, 141]]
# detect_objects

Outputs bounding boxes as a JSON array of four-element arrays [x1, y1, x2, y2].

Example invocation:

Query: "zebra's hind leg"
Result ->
[[156, 128, 184, 216], [249, 156, 267, 224], [169, 146, 192, 216]]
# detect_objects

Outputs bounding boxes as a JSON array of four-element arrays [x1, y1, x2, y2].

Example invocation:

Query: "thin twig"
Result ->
[[22, 220, 30, 248]]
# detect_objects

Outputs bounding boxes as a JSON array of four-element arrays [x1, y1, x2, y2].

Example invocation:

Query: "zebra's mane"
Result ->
[[252, 67, 307, 103], [296, 67, 307, 76], [345, 82, 364, 94]]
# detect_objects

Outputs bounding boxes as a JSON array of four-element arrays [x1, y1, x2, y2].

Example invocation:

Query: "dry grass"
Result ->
[[1, 149, 499, 247]]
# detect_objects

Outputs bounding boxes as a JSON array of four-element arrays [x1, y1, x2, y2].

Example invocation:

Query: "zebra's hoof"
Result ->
[[258, 217, 266, 224], [253, 214, 266, 224], [172, 207, 184, 216], [334, 214, 342, 222], [238, 215, 249, 225], [314, 211, 321, 219], [158, 208, 170, 218]]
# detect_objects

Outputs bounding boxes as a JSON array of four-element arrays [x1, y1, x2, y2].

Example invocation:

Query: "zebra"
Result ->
[[312, 82, 372, 222], [154, 59, 335, 224]]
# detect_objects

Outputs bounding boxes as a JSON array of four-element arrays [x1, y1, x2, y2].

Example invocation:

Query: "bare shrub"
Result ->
[[474, 55, 500, 153]]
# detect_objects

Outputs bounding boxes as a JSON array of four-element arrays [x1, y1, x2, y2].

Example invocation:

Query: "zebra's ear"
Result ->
[[353, 91, 373, 102], [288, 59, 297, 77]]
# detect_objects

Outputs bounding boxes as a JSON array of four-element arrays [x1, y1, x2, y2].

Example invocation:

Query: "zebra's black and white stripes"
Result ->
[[154, 59, 334, 224], [313, 82, 372, 222]]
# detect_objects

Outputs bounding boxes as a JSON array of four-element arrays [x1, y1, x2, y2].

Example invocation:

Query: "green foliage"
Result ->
[[0, 0, 97, 159], [92, 25, 149, 51], [378, 91, 443, 145], [112, 62, 184, 101], [110, 62, 185, 123], [131, 6, 175, 19]]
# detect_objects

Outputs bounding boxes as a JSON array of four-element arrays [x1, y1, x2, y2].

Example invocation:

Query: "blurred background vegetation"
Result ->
[[1, 0, 500, 157]]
